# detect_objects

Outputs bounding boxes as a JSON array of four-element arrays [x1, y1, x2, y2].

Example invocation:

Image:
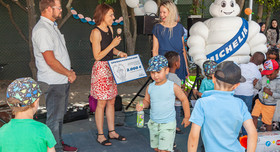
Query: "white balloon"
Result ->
[[134, 4, 145, 16], [144, 0, 158, 16], [125, 0, 139, 8]]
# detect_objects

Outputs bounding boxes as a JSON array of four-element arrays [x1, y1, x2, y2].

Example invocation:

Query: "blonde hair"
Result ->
[[215, 79, 236, 91], [7, 98, 35, 115], [160, 1, 179, 38]]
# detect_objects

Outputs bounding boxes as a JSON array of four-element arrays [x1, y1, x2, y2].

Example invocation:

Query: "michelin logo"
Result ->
[[207, 18, 248, 63]]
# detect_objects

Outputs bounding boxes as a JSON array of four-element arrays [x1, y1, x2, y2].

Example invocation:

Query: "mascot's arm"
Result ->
[[187, 22, 209, 68], [247, 21, 267, 55]]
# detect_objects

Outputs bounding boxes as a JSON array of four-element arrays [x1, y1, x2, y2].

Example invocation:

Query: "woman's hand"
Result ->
[[111, 36, 122, 48], [119, 52, 127, 58]]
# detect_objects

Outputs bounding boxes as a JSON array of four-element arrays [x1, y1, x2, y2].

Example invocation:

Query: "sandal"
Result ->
[[108, 130, 126, 141], [96, 133, 112, 146]]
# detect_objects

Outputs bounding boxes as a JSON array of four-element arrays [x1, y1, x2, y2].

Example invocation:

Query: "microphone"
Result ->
[[117, 28, 122, 37]]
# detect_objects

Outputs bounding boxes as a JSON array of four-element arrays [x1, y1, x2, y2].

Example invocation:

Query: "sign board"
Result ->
[[108, 54, 147, 84], [256, 131, 280, 152]]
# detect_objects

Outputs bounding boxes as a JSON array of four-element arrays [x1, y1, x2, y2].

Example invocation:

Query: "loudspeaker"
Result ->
[[136, 15, 159, 35]]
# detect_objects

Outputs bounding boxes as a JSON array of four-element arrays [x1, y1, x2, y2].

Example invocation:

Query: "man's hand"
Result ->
[[181, 117, 191, 128], [68, 69, 76, 83]]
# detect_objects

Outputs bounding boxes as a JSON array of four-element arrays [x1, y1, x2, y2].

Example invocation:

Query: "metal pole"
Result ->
[[248, 0, 253, 21]]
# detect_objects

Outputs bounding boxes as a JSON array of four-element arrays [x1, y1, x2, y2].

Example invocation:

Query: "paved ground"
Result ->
[[1, 74, 205, 152], [59, 110, 204, 152]]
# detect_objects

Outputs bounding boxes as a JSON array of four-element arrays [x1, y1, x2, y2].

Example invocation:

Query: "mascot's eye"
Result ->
[[230, 1, 234, 7], [221, 1, 226, 7]]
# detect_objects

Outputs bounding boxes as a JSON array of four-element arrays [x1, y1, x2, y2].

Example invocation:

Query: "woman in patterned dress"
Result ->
[[90, 4, 127, 146], [266, 19, 280, 48]]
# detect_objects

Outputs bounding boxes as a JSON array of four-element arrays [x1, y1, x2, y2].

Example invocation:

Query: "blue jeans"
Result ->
[[45, 83, 70, 152], [234, 94, 254, 136], [175, 106, 182, 128]]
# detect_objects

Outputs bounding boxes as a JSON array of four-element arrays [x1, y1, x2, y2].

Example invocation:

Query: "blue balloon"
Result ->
[[88, 21, 96, 25], [80, 18, 87, 23], [112, 22, 118, 26], [73, 14, 79, 19]]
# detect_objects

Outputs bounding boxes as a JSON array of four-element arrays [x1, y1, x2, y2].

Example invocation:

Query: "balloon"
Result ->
[[144, 0, 158, 16], [134, 4, 145, 16], [125, 0, 139, 8], [244, 8, 252, 15]]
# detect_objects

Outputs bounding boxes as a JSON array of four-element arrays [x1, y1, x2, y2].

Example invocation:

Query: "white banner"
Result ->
[[108, 54, 147, 84]]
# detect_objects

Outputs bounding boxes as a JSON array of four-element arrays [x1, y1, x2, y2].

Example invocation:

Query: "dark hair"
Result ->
[[93, 4, 114, 26], [258, 22, 265, 33], [270, 19, 279, 42], [39, 0, 56, 12], [251, 52, 265, 65], [267, 48, 280, 63], [164, 51, 179, 68]]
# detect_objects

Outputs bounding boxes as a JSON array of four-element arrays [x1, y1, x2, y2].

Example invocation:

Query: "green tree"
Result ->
[[256, 0, 280, 32], [99, 0, 137, 55], [0, 0, 74, 79]]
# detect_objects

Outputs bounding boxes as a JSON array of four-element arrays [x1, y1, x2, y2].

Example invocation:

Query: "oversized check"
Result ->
[[108, 54, 147, 84]]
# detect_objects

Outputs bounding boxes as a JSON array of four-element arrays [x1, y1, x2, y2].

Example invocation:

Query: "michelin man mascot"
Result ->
[[187, 0, 267, 68]]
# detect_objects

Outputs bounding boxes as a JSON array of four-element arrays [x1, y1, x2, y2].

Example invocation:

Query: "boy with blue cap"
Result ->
[[136, 55, 191, 152], [0, 77, 56, 152]]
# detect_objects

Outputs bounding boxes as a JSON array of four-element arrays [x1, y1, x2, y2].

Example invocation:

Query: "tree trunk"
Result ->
[[119, 0, 137, 55], [193, 0, 199, 15], [156, 0, 161, 6], [26, 0, 37, 79], [265, 10, 272, 33], [257, 4, 264, 23], [236, 0, 245, 16]]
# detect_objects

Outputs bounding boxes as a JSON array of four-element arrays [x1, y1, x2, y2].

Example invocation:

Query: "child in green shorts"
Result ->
[[136, 55, 191, 152]]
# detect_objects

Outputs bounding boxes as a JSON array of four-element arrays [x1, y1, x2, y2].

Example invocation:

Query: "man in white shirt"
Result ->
[[234, 52, 265, 135], [32, 0, 77, 151]]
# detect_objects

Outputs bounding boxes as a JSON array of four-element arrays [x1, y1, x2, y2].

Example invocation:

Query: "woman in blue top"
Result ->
[[152, 1, 189, 80]]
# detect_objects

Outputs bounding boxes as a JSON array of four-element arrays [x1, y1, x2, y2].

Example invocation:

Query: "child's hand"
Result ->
[[263, 87, 273, 96], [253, 79, 259, 86], [192, 89, 198, 95], [181, 118, 191, 128], [136, 103, 144, 111]]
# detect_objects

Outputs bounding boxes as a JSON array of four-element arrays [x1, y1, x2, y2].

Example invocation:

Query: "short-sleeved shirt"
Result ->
[[189, 90, 252, 152], [235, 62, 262, 96], [199, 78, 214, 94], [148, 80, 176, 123], [167, 73, 182, 106], [0, 119, 56, 152], [32, 16, 71, 85], [255, 76, 280, 106]]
